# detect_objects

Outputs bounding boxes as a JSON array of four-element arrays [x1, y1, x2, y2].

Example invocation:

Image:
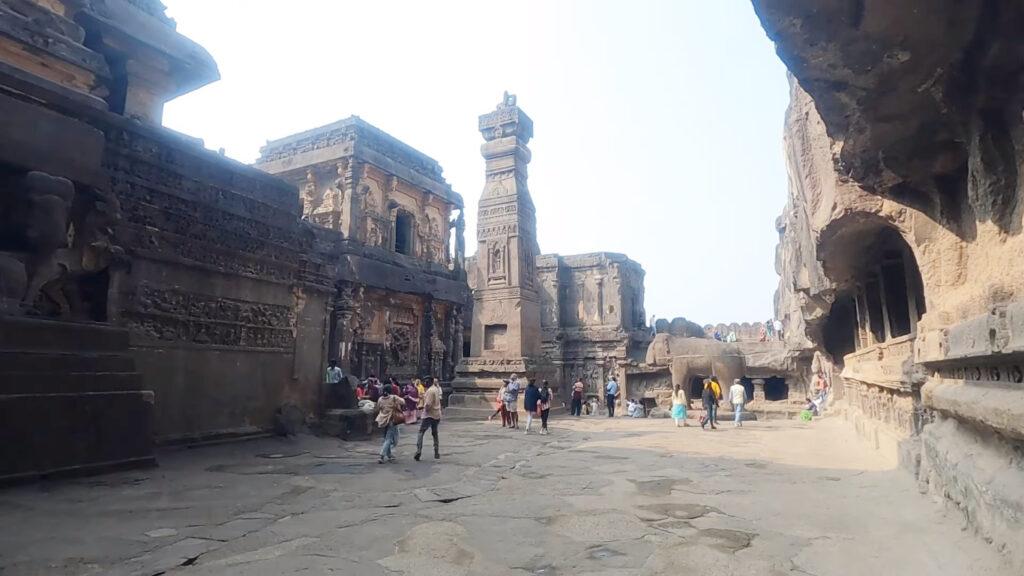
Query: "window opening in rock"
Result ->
[[394, 211, 413, 255], [764, 377, 788, 401]]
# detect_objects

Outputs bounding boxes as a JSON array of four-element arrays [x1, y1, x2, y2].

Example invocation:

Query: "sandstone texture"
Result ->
[[755, 0, 1024, 566]]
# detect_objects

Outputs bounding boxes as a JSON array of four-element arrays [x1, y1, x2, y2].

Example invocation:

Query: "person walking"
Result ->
[[605, 376, 619, 417], [539, 380, 553, 435], [570, 378, 585, 417], [671, 383, 688, 427], [374, 385, 404, 463], [765, 318, 775, 340], [709, 376, 723, 425], [701, 379, 718, 430], [523, 380, 541, 434], [414, 377, 442, 461], [774, 319, 784, 341], [488, 383, 508, 426], [504, 374, 522, 429], [729, 378, 747, 427]]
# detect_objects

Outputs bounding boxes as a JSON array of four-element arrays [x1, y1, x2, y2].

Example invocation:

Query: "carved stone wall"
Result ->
[[536, 252, 650, 398]]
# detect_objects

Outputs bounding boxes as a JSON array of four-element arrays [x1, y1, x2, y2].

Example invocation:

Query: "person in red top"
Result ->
[[570, 378, 585, 417]]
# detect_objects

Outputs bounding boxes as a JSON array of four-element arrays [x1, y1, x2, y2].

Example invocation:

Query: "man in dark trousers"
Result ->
[[415, 377, 442, 461]]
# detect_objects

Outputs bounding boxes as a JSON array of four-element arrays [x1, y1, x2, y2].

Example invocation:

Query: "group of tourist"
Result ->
[[489, 374, 554, 435], [325, 359, 444, 464], [369, 374, 443, 464], [691, 376, 748, 430]]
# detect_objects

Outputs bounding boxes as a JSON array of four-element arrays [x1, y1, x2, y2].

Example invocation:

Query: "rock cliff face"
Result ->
[[757, 1, 1024, 567]]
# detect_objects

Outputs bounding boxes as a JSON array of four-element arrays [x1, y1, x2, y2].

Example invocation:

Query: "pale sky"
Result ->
[[162, 0, 790, 326]]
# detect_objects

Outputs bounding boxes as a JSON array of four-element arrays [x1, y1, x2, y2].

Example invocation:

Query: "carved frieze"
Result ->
[[123, 284, 294, 349]]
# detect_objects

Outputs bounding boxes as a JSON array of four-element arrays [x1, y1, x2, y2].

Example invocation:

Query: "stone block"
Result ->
[[945, 313, 994, 360]]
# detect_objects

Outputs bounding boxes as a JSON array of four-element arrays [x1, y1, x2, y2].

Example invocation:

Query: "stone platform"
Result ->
[[0, 317, 155, 483]]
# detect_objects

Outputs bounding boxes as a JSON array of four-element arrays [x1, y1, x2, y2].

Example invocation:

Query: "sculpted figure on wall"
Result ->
[[0, 171, 122, 320]]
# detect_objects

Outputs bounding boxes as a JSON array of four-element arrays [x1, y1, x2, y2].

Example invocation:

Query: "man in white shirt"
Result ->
[[325, 359, 344, 404], [729, 379, 747, 427]]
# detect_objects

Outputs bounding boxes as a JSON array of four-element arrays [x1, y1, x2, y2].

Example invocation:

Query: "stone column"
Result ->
[[752, 378, 766, 402]]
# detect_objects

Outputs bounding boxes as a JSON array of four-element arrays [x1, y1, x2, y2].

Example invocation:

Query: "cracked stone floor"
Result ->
[[0, 416, 1014, 575]]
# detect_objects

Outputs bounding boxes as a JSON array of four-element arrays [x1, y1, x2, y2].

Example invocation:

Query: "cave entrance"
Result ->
[[689, 376, 706, 405], [820, 218, 928, 359], [764, 377, 788, 401]]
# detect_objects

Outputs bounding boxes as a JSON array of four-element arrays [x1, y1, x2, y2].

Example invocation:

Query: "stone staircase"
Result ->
[[0, 316, 155, 483]]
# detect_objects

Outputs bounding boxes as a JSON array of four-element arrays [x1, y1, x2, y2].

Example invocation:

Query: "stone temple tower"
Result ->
[[449, 93, 545, 412]]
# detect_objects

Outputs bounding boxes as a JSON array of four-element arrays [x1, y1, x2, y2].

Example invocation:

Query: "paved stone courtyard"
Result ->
[[0, 416, 1013, 576]]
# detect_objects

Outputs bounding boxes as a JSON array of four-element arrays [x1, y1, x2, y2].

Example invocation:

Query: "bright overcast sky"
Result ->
[[163, 0, 790, 326]]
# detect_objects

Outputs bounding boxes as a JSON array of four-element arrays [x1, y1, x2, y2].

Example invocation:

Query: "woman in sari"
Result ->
[[402, 380, 420, 425]]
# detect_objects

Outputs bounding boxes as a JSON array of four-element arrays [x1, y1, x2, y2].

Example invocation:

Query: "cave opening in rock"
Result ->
[[819, 219, 928, 361], [764, 377, 788, 401]]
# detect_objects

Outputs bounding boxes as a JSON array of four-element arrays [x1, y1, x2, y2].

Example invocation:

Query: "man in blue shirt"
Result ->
[[605, 376, 619, 417]]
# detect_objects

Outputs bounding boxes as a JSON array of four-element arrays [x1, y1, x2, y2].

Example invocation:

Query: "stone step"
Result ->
[[0, 316, 130, 353], [321, 408, 373, 440], [0, 371, 144, 395], [0, 350, 135, 374], [0, 390, 155, 483]]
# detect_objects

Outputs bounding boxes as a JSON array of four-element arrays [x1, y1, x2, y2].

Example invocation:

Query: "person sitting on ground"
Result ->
[[627, 398, 644, 418], [355, 380, 368, 400]]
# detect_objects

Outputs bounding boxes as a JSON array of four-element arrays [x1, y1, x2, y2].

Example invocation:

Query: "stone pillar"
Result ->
[[450, 93, 549, 415], [752, 378, 766, 402]]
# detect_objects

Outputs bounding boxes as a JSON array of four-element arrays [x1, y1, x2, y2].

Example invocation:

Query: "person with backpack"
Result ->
[[709, 376, 723, 425], [374, 385, 405, 463], [539, 380, 553, 435], [701, 379, 718, 430]]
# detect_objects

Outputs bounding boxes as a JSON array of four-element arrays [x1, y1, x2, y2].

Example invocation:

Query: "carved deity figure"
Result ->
[[489, 243, 504, 276], [302, 169, 317, 217], [453, 211, 466, 270]]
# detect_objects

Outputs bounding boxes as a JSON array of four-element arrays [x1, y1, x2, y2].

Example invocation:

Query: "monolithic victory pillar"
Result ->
[[449, 93, 545, 409]]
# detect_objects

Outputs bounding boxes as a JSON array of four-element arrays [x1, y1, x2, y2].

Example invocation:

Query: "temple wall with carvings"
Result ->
[[536, 252, 650, 397], [256, 118, 469, 387], [0, 0, 336, 464], [98, 114, 331, 441]]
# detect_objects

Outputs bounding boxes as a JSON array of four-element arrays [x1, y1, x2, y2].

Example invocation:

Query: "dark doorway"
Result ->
[[764, 377, 788, 401], [823, 295, 858, 363], [740, 377, 755, 401], [689, 376, 705, 404], [394, 211, 413, 255]]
